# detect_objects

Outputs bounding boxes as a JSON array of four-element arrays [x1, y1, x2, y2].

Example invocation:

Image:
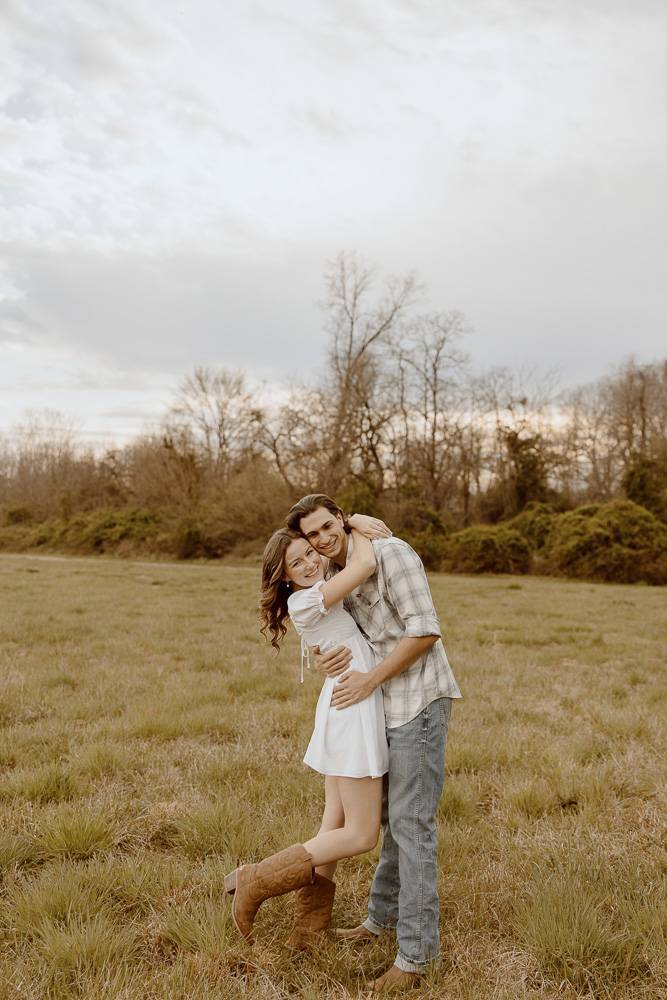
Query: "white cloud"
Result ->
[[0, 237, 328, 376], [0, 0, 665, 436]]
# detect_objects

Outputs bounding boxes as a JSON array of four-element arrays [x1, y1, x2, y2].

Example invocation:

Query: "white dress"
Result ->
[[287, 581, 388, 779]]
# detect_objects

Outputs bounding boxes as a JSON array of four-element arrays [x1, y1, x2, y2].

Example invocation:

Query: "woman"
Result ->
[[224, 517, 389, 947]]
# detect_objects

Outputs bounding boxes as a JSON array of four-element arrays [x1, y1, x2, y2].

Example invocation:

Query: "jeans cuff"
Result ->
[[395, 951, 439, 975], [361, 917, 383, 936]]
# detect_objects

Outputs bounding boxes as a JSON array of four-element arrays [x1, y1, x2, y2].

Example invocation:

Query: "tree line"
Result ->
[[1, 252, 666, 573]]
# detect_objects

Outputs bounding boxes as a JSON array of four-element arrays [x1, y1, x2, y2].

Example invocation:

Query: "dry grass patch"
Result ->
[[69, 739, 133, 777], [0, 761, 78, 803], [34, 803, 118, 859], [153, 899, 232, 958], [34, 912, 140, 983], [0, 829, 40, 872], [154, 800, 262, 862], [0, 556, 665, 999]]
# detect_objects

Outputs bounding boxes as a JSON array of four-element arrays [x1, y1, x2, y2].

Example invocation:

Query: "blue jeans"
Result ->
[[362, 697, 451, 974]]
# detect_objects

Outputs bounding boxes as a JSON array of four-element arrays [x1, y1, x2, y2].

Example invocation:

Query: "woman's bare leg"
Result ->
[[312, 775, 345, 880], [304, 775, 382, 869]]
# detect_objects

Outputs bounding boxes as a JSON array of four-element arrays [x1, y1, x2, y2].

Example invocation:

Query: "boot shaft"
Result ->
[[226, 843, 313, 942]]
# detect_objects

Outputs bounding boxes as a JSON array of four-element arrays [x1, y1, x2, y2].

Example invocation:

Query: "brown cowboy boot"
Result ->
[[286, 873, 336, 950], [224, 843, 313, 943]]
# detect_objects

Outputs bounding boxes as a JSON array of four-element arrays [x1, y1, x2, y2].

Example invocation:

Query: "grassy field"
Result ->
[[0, 554, 665, 999]]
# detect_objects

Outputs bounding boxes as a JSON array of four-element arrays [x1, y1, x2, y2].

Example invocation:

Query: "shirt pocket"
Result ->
[[348, 583, 382, 635], [357, 581, 379, 607]]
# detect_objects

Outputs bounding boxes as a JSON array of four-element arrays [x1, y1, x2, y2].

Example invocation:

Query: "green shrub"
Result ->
[[204, 458, 292, 552], [33, 522, 55, 545], [441, 525, 530, 574], [0, 518, 50, 551], [622, 453, 667, 521], [389, 496, 451, 570], [546, 499, 667, 584], [506, 501, 558, 551], [0, 508, 161, 556], [3, 505, 33, 526], [401, 525, 449, 570], [187, 515, 237, 559], [335, 479, 381, 519], [172, 519, 203, 559], [72, 508, 160, 552]]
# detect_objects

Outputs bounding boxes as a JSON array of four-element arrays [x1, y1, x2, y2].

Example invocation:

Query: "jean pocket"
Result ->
[[439, 697, 451, 733]]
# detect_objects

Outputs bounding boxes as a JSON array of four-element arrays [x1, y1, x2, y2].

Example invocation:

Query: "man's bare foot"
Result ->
[[333, 924, 376, 943], [368, 964, 420, 992]]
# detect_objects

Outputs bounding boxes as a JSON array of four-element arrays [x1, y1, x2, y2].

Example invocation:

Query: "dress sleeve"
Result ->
[[287, 581, 330, 634]]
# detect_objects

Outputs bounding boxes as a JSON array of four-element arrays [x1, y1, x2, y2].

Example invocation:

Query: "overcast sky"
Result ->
[[1, 0, 665, 443]]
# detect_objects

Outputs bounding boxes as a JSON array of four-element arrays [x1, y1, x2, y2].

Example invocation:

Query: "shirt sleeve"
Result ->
[[378, 540, 442, 639], [287, 581, 329, 633]]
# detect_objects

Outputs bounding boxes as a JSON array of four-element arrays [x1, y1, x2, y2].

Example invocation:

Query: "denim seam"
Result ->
[[381, 836, 400, 931], [369, 753, 399, 931], [412, 704, 428, 961]]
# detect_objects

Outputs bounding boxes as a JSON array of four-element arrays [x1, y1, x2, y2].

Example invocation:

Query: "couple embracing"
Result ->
[[225, 494, 461, 991]]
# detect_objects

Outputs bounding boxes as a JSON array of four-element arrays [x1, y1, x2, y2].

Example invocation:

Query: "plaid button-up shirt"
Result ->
[[328, 536, 461, 728]]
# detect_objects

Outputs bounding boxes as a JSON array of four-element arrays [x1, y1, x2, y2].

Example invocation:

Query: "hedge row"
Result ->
[[2, 498, 666, 584], [442, 500, 667, 584]]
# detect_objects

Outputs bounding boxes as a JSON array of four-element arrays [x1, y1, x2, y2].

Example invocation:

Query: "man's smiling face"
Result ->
[[298, 507, 349, 566]]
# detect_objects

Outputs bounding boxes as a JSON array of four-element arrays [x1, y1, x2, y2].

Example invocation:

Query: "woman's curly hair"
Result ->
[[259, 528, 303, 654]]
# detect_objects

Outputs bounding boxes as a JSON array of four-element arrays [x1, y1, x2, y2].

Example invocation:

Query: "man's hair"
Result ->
[[286, 494, 348, 533]]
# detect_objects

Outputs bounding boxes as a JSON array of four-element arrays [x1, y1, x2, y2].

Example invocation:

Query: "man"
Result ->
[[286, 494, 461, 991]]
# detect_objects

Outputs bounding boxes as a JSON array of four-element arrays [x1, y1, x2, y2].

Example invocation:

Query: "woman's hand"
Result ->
[[347, 513, 392, 540]]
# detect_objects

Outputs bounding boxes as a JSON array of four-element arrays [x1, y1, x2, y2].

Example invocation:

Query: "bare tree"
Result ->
[[170, 367, 259, 483], [321, 251, 423, 491], [4, 410, 89, 517], [255, 386, 335, 495], [557, 382, 620, 502], [602, 358, 667, 463], [473, 366, 560, 518], [388, 311, 470, 511], [556, 358, 667, 505], [126, 427, 205, 511]]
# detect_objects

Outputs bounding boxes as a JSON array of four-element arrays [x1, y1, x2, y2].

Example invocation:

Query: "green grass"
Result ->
[[0, 761, 80, 804], [34, 803, 118, 859], [0, 554, 665, 998]]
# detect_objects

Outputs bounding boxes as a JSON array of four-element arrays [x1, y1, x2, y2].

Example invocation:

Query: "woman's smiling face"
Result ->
[[283, 537, 325, 590]]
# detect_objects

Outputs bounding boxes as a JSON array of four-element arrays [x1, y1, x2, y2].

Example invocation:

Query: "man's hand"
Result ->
[[329, 670, 378, 710], [312, 644, 353, 678]]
